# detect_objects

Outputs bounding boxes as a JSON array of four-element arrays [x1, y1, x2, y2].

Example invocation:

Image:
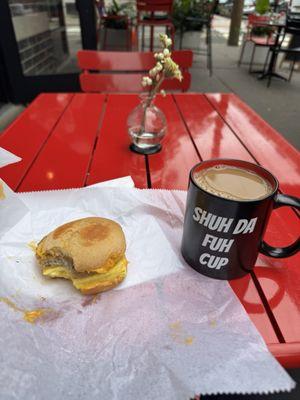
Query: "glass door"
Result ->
[[0, 0, 97, 103]]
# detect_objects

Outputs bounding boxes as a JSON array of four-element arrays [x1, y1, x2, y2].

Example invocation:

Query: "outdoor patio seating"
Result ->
[[95, 0, 133, 50], [238, 13, 276, 73], [136, 0, 175, 51]]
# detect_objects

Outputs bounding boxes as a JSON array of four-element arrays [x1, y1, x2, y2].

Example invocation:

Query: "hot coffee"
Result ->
[[193, 165, 273, 201]]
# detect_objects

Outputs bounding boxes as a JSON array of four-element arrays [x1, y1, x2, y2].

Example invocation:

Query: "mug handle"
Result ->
[[260, 194, 300, 258]]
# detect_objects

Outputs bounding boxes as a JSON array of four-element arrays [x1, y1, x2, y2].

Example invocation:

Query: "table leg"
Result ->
[[257, 26, 287, 83], [258, 70, 287, 81], [257, 49, 287, 80]]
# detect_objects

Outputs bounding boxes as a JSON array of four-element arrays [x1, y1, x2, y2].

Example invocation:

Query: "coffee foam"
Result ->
[[194, 165, 273, 201]]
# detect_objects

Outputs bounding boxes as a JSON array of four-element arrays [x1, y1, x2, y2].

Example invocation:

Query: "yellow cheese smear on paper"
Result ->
[[0, 182, 5, 200], [169, 321, 195, 346], [23, 309, 46, 323], [0, 297, 48, 324]]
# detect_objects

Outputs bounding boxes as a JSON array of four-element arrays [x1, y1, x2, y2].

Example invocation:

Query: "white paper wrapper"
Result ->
[[0, 187, 295, 398], [0, 146, 21, 168], [0, 147, 28, 238], [88, 175, 135, 189], [0, 179, 29, 239]]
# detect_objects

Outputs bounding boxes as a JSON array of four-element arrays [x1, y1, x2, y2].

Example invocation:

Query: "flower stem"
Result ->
[[138, 74, 165, 143]]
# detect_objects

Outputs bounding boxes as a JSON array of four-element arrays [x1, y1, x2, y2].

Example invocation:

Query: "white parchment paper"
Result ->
[[0, 179, 29, 239], [0, 186, 295, 398], [0, 146, 21, 168], [0, 147, 28, 238]]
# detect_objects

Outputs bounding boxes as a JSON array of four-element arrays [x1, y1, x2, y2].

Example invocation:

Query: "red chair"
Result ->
[[238, 14, 276, 72], [77, 50, 193, 92], [136, 0, 175, 51], [95, 0, 133, 50]]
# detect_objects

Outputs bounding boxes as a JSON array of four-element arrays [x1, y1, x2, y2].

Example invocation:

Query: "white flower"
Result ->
[[159, 34, 172, 48], [159, 33, 168, 47], [141, 35, 179, 94], [141, 76, 153, 87], [149, 68, 158, 77], [166, 38, 172, 47], [156, 62, 163, 71], [160, 89, 166, 97]]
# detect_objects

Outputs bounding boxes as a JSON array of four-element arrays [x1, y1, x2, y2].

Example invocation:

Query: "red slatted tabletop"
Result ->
[[1, 93, 299, 368]]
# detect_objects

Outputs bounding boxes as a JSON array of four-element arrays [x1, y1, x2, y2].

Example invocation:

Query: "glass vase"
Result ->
[[127, 94, 167, 154]]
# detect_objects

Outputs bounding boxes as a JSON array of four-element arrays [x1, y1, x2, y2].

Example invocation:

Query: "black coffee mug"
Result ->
[[181, 159, 300, 280]]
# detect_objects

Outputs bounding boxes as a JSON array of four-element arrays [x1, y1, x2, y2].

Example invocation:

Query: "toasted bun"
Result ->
[[36, 217, 126, 273]]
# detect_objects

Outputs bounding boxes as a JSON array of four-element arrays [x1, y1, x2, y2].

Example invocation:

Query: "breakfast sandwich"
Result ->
[[36, 217, 127, 294]]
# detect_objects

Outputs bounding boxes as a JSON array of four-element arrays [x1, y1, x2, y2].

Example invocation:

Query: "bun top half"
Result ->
[[37, 217, 126, 273]]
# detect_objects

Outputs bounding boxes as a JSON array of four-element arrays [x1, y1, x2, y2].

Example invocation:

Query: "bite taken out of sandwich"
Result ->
[[35, 217, 128, 294]]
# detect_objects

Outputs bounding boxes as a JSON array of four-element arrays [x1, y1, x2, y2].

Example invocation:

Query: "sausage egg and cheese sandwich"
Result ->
[[35, 217, 127, 294]]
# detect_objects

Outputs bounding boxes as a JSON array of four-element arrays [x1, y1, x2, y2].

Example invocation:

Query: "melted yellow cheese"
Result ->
[[27, 241, 37, 251], [42, 257, 127, 292], [90, 257, 119, 274], [36, 245, 44, 258]]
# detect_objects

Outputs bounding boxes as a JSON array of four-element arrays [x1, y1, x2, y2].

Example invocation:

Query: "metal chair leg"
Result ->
[[267, 50, 279, 87], [263, 48, 271, 74], [289, 56, 296, 82], [150, 25, 154, 51], [249, 44, 256, 73], [126, 25, 130, 51], [207, 25, 212, 76], [103, 26, 108, 50], [142, 25, 145, 51], [206, 25, 209, 45], [179, 26, 183, 50], [131, 25, 137, 51], [170, 25, 175, 50], [267, 74, 272, 87], [238, 40, 247, 67]]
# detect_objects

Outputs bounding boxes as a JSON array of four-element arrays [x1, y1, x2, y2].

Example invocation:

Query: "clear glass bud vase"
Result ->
[[127, 94, 167, 154]]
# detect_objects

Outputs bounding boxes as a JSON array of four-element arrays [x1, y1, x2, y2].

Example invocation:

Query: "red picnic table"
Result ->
[[0, 92, 299, 368]]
